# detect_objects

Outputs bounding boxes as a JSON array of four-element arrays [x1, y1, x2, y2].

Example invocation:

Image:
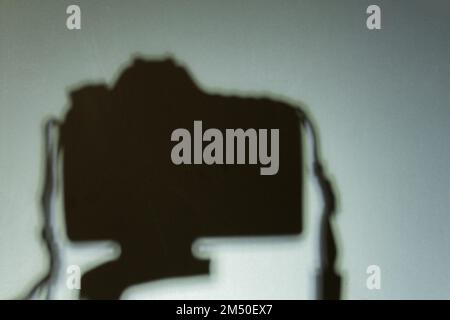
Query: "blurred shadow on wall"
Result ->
[[25, 57, 342, 299]]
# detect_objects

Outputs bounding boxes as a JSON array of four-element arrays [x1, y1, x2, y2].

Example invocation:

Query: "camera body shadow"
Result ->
[[60, 58, 303, 299]]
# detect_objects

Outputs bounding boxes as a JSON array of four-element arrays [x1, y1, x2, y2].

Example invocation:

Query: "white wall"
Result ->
[[0, 0, 449, 299]]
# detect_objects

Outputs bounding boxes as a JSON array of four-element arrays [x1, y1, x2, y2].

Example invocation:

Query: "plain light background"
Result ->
[[0, 0, 449, 299]]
